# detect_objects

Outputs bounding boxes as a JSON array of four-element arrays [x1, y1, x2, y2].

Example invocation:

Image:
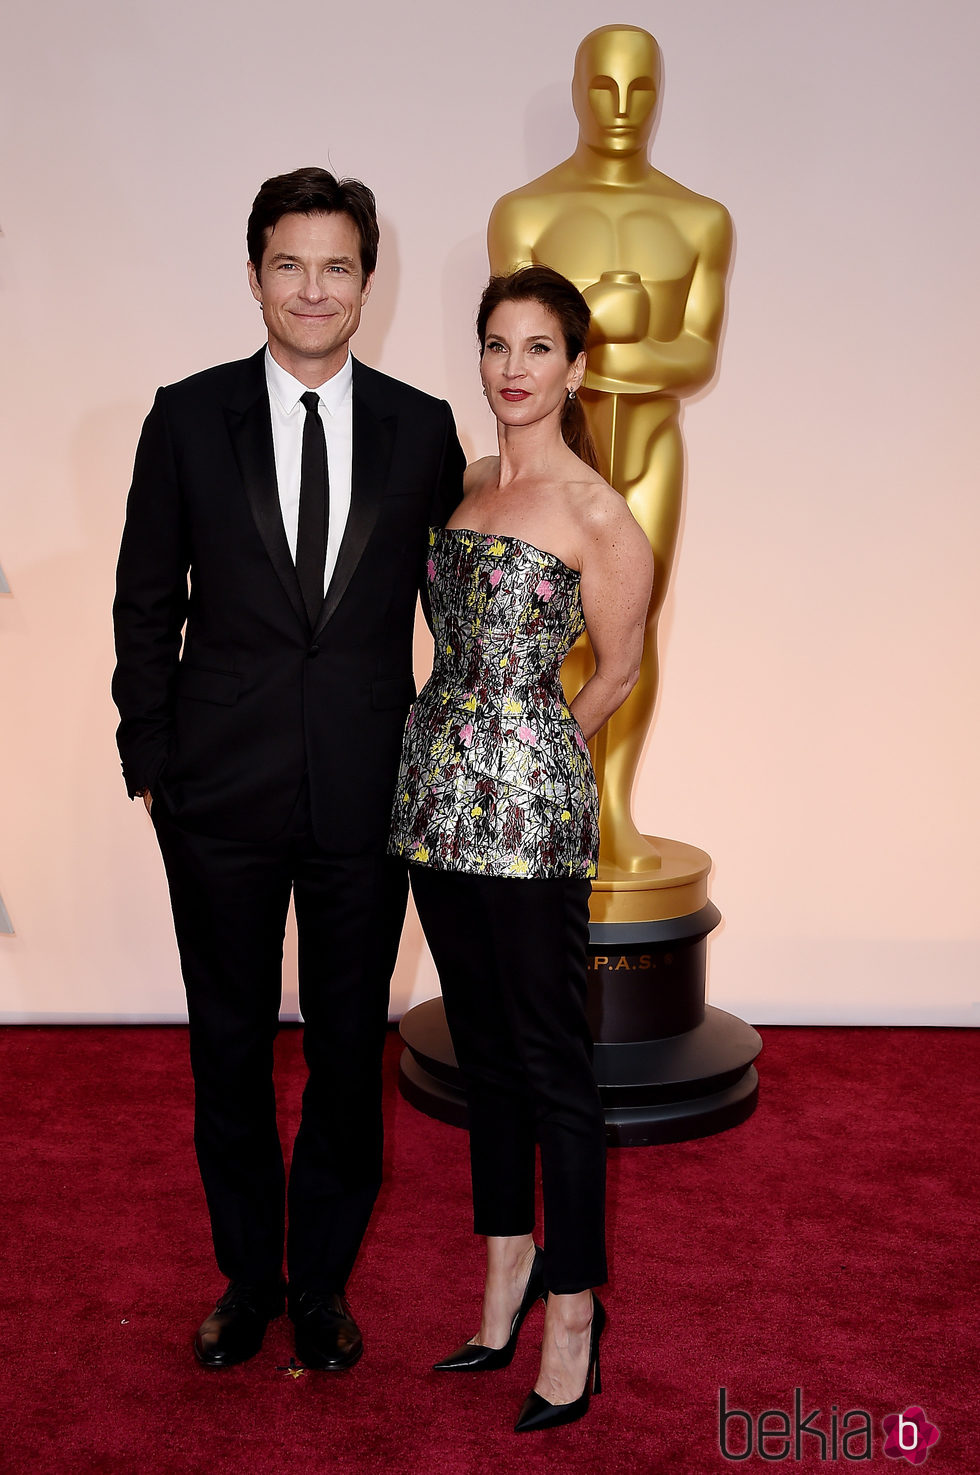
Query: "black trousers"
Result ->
[[410, 867, 607, 1294], [152, 784, 407, 1294]]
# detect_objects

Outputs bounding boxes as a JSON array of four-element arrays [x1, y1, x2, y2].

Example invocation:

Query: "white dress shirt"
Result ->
[[264, 347, 354, 598]]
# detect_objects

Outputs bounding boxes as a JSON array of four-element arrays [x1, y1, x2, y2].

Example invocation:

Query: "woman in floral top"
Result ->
[[389, 267, 653, 1432]]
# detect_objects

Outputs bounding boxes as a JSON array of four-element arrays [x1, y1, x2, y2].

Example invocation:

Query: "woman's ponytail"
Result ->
[[561, 392, 600, 472]]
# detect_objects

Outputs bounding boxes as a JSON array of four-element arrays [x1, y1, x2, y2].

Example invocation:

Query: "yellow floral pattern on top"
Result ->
[[388, 527, 598, 879]]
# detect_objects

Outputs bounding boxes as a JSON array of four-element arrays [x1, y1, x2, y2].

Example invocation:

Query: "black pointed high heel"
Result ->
[[433, 1244, 546, 1371], [513, 1293, 606, 1432]]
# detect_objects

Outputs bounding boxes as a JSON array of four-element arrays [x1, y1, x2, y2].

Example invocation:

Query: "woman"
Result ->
[[389, 266, 653, 1432]]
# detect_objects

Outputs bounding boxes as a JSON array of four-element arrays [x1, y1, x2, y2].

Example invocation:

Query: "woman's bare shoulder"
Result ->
[[570, 479, 653, 581], [568, 475, 630, 535], [463, 455, 499, 497]]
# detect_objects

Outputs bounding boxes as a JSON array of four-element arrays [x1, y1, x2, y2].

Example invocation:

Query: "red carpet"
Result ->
[[1, 1024, 975, 1473]]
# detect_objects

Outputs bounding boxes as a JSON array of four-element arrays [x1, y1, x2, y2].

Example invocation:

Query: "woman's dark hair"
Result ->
[[247, 167, 379, 278], [476, 266, 599, 471]]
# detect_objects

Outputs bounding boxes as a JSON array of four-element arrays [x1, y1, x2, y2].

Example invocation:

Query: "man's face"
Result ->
[[247, 211, 373, 383], [572, 27, 660, 156]]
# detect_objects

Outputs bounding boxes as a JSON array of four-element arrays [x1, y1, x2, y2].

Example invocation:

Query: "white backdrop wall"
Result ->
[[1, 0, 978, 1024]]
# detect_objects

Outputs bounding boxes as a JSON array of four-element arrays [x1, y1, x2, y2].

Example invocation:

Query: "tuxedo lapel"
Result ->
[[224, 352, 308, 631], [314, 359, 395, 637]]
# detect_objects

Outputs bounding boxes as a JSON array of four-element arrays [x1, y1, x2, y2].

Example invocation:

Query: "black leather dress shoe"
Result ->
[[290, 1290, 363, 1370], [193, 1280, 286, 1368]]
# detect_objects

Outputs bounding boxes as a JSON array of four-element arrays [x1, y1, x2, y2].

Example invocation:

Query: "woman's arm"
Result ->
[[570, 494, 654, 741]]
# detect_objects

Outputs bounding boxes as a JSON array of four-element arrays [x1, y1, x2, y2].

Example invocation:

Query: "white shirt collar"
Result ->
[[264, 347, 354, 417]]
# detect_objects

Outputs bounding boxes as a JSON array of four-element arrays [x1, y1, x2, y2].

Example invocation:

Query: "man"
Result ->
[[112, 168, 464, 1370]]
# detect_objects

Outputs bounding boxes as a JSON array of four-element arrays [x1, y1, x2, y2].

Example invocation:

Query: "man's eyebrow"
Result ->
[[265, 252, 357, 267]]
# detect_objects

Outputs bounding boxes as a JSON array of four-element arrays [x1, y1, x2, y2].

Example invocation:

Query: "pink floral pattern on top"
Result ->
[[388, 527, 598, 879]]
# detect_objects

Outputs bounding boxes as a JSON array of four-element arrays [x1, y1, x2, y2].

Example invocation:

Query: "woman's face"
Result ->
[[480, 299, 585, 430]]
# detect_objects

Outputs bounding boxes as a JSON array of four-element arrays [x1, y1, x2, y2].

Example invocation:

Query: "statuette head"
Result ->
[[572, 25, 661, 156]]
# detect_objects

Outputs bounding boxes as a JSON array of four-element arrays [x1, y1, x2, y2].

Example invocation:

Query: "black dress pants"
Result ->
[[152, 784, 407, 1293], [409, 867, 607, 1294]]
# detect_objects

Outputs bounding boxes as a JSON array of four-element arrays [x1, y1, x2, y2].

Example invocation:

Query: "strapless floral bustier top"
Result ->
[[388, 527, 598, 879]]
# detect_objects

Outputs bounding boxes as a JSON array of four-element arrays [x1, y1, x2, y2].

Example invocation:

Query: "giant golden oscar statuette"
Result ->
[[398, 27, 760, 1144], [488, 24, 733, 926]]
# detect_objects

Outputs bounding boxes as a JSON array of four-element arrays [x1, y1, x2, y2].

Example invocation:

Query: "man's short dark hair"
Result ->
[[247, 167, 379, 277]]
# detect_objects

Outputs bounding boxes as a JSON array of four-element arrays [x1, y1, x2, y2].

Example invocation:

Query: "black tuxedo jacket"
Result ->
[[112, 349, 464, 852]]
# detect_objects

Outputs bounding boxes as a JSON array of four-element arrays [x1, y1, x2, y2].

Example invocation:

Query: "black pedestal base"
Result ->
[[398, 901, 762, 1146]]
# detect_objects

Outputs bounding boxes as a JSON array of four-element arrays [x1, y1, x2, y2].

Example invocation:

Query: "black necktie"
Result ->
[[297, 390, 329, 626]]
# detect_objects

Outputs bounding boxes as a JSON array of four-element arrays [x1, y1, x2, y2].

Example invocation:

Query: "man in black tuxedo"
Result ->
[[112, 169, 463, 1370]]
